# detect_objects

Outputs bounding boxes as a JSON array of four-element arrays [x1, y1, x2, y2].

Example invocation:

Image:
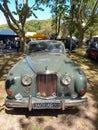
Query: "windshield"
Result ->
[[90, 42, 98, 48], [27, 41, 65, 54], [95, 42, 98, 48]]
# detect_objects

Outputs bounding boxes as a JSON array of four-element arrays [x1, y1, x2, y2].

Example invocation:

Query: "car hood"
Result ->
[[26, 53, 66, 73]]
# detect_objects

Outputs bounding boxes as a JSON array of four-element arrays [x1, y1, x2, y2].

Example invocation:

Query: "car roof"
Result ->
[[28, 40, 64, 45]]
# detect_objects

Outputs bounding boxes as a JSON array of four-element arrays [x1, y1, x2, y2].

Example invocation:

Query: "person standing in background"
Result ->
[[15, 40, 20, 52]]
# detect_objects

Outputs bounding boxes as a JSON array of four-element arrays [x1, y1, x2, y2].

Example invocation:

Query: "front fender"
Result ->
[[75, 74, 87, 96]]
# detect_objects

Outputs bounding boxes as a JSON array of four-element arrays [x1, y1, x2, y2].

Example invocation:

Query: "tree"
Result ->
[[85, 22, 98, 38], [70, 0, 98, 45], [25, 20, 42, 32], [51, 0, 69, 37], [0, 0, 42, 52], [38, 0, 98, 44], [36, 0, 69, 38], [40, 19, 53, 38]]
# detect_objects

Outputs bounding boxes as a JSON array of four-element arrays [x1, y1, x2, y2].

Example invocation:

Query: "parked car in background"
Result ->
[[5, 40, 87, 111], [85, 35, 98, 46], [57, 37, 78, 51], [86, 41, 98, 62]]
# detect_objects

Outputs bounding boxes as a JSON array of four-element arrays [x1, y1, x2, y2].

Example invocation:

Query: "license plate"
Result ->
[[33, 102, 61, 109]]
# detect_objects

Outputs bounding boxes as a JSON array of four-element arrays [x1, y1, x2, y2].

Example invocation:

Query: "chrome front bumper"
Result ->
[[5, 96, 87, 111]]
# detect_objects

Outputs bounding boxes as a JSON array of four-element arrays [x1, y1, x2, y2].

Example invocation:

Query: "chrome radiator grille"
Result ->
[[36, 73, 57, 97]]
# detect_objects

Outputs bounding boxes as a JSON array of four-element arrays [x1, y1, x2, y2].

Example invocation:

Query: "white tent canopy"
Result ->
[[25, 32, 36, 37]]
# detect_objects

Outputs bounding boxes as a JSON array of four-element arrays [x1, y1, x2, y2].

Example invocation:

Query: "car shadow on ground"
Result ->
[[70, 49, 98, 129], [0, 53, 24, 80], [5, 107, 79, 117]]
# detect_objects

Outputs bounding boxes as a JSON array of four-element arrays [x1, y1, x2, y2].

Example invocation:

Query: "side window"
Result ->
[[95, 43, 98, 48], [90, 43, 96, 48]]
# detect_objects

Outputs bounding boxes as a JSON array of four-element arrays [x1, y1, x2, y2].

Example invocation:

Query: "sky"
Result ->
[[0, 0, 52, 25]]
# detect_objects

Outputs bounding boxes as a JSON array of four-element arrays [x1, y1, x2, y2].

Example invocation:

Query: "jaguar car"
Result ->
[[5, 40, 87, 111]]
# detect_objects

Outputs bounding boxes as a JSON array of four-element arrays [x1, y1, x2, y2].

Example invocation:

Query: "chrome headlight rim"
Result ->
[[22, 74, 32, 86], [61, 74, 71, 86]]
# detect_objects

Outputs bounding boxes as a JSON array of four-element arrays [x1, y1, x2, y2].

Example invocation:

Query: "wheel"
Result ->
[[86, 50, 90, 58], [96, 55, 98, 63]]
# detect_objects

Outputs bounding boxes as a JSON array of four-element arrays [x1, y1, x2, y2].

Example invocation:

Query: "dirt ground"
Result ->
[[0, 49, 98, 130]]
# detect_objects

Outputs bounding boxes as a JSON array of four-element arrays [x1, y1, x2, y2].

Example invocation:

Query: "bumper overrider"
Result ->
[[5, 96, 87, 111]]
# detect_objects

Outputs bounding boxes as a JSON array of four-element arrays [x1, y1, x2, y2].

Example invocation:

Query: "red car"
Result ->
[[86, 41, 98, 62]]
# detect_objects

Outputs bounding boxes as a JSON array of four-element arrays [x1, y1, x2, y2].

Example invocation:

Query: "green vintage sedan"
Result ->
[[5, 40, 87, 111]]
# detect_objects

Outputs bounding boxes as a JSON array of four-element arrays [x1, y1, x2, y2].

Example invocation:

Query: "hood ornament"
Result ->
[[45, 66, 50, 74], [45, 66, 48, 71]]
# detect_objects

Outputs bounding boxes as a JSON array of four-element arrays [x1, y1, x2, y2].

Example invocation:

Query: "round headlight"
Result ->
[[61, 74, 71, 85], [22, 75, 32, 86]]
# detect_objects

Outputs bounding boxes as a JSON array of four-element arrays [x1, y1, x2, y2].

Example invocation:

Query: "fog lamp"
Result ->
[[71, 92, 78, 99]]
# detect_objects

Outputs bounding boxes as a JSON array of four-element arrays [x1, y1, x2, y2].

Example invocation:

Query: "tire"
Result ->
[[86, 50, 90, 57], [96, 55, 98, 63]]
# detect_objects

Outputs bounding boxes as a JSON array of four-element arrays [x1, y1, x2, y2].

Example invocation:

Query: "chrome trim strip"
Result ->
[[37, 70, 57, 75], [26, 56, 37, 74], [36, 95, 57, 100]]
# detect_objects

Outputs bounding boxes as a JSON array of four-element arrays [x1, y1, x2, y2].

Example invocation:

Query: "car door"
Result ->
[[90, 43, 98, 58]]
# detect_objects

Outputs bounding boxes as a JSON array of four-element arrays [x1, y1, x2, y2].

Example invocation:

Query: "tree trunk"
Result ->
[[78, 29, 85, 47], [57, 15, 61, 35], [75, 22, 85, 47], [19, 36, 26, 52], [17, 30, 26, 52]]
